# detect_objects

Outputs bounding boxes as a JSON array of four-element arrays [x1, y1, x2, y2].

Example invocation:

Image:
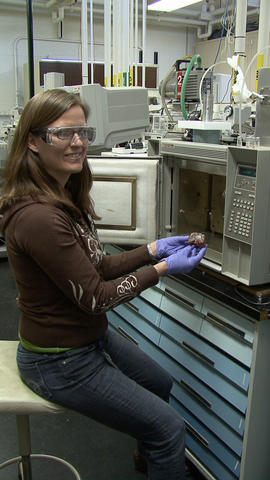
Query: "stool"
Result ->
[[0, 340, 81, 479]]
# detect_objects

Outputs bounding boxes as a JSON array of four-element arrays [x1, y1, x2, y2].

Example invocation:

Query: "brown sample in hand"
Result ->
[[188, 232, 205, 247]]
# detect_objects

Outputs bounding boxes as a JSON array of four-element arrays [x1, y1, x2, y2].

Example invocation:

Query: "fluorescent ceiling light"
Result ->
[[148, 0, 201, 12]]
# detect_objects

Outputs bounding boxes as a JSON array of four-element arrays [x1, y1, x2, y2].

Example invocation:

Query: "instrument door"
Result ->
[[88, 155, 161, 245]]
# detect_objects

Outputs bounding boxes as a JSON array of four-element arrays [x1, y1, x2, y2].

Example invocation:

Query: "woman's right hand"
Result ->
[[154, 244, 206, 277]]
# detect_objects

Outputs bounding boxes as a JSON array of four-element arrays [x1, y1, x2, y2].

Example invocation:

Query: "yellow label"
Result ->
[[129, 67, 133, 86], [256, 53, 264, 90], [118, 72, 122, 87]]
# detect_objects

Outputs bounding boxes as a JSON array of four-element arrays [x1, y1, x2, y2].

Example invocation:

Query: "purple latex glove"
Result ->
[[164, 244, 207, 274], [156, 235, 189, 259]]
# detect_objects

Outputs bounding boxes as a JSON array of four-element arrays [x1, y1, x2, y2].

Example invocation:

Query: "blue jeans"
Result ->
[[17, 328, 185, 479]]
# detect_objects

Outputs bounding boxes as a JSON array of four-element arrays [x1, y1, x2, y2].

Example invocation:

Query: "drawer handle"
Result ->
[[152, 285, 164, 295], [206, 312, 252, 344], [181, 341, 215, 367], [126, 302, 139, 313], [117, 326, 138, 346], [184, 419, 209, 448], [164, 288, 195, 309], [180, 380, 212, 409]]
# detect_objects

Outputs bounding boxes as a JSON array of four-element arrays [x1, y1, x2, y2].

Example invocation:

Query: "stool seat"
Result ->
[[0, 340, 65, 414], [0, 340, 81, 480]]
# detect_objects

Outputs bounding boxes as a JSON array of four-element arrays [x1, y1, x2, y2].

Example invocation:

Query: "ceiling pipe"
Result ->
[[1, 0, 208, 27], [197, 23, 212, 39], [2, 0, 259, 30]]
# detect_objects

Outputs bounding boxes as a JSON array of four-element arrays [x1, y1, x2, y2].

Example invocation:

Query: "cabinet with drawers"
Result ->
[[104, 244, 270, 480]]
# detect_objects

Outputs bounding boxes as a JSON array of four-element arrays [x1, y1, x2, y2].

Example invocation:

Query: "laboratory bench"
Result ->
[[104, 244, 270, 480]]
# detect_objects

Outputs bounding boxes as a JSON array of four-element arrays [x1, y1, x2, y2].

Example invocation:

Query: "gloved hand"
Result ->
[[156, 235, 189, 259], [164, 244, 207, 275]]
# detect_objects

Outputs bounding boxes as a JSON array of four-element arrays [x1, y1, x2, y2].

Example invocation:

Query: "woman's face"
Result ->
[[28, 105, 88, 186]]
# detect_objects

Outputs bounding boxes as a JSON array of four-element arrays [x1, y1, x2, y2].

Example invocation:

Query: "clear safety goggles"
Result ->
[[32, 125, 96, 146]]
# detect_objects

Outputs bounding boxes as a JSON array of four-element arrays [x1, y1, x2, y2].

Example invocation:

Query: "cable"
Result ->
[[234, 285, 270, 307]]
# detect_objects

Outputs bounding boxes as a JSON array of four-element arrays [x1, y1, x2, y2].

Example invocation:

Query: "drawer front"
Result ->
[[160, 314, 250, 392], [159, 277, 204, 334], [161, 276, 205, 313], [171, 381, 242, 457], [107, 310, 164, 365], [113, 304, 161, 345], [171, 398, 240, 480], [171, 394, 241, 476], [159, 334, 248, 414], [139, 284, 163, 308], [201, 298, 254, 367], [126, 296, 162, 327], [159, 349, 245, 437]]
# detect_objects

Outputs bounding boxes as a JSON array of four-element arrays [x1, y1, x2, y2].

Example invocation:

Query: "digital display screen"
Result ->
[[239, 166, 256, 177]]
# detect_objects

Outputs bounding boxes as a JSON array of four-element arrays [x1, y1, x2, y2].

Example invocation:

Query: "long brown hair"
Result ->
[[0, 88, 98, 219]]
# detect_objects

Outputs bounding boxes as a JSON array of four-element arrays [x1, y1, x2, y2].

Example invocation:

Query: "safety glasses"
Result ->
[[32, 125, 96, 146]]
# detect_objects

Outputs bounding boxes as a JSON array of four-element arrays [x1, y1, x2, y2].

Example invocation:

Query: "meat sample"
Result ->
[[188, 232, 205, 247]]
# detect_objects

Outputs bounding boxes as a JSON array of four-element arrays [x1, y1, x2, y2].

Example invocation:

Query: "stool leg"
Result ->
[[16, 415, 32, 480]]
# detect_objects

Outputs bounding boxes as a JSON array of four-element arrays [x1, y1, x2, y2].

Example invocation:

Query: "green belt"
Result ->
[[19, 333, 73, 354]]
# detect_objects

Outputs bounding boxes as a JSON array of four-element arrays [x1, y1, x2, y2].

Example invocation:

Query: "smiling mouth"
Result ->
[[65, 152, 84, 159]]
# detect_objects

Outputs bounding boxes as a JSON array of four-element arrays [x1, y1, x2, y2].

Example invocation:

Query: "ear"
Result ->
[[27, 132, 39, 153]]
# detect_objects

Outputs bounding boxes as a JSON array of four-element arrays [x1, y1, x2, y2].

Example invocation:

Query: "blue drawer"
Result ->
[[159, 349, 245, 437], [127, 296, 162, 327], [113, 303, 161, 345], [107, 310, 164, 365], [171, 397, 240, 480], [171, 394, 241, 476], [139, 283, 164, 308], [159, 276, 204, 334], [200, 298, 254, 368], [159, 314, 250, 392], [159, 334, 248, 414], [171, 381, 242, 457], [161, 276, 205, 312]]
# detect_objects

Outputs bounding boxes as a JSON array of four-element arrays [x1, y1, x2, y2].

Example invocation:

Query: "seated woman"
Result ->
[[0, 88, 206, 480]]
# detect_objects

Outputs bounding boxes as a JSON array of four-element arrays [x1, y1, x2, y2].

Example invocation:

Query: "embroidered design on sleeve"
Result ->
[[92, 276, 139, 314], [75, 221, 103, 265], [117, 275, 138, 295], [69, 280, 83, 303]]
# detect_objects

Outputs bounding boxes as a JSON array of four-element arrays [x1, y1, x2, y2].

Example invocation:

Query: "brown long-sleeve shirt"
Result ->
[[1, 199, 158, 347]]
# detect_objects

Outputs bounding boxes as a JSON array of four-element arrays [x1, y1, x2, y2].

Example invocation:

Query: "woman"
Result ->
[[0, 89, 206, 479]]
